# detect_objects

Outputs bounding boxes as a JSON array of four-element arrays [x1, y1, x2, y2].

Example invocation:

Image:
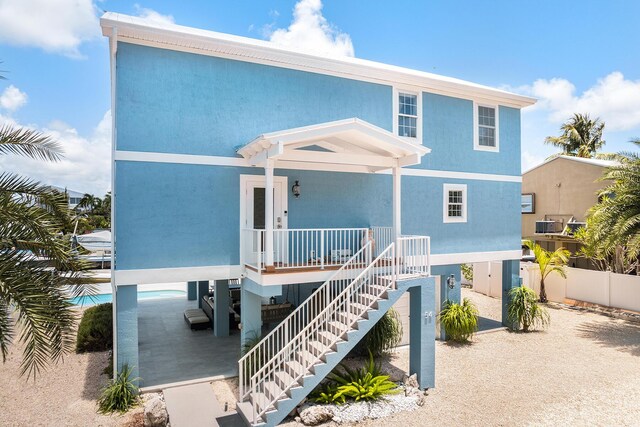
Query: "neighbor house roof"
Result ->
[[50, 185, 85, 198], [523, 155, 618, 175], [100, 12, 536, 109]]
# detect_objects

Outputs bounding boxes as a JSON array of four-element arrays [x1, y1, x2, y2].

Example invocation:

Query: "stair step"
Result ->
[[368, 283, 390, 296], [307, 339, 333, 358], [263, 380, 285, 402], [283, 359, 311, 380], [316, 330, 343, 347], [250, 392, 277, 417], [349, 302, 371, 318], [336, 310, 360, 327], [295, 349, 320, 368], [356, 293, 382, 308], [273, 369, 300, 391], [236, 401, 266, 427], [325, 320, 349, 337]]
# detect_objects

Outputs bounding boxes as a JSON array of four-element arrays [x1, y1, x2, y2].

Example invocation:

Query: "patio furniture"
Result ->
[[183, 308, 211, 330], [201, 296, 240, 332], [261, 302, 294, 323]]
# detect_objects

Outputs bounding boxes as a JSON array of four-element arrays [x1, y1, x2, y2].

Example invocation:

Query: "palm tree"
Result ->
[[0, 123, 93, 379], [524, 240, 570, 303], [77, 193, 97, 214], [545, 113, 605, 158]]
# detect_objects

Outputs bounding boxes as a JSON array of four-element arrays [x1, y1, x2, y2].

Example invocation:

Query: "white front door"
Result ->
[[240, 175, 288, 265]]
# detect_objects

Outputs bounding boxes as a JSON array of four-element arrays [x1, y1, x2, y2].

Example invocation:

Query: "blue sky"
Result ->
[[1, 0, 639, 194]]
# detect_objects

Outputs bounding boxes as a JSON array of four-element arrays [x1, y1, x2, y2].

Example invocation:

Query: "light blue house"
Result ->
[[101, 13, 534, 426]]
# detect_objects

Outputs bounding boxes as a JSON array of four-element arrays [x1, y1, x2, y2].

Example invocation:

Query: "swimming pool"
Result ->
[[71, 290, 186, 306]]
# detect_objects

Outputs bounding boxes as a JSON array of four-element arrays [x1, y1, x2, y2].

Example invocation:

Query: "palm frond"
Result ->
[[0, 125, 62, 162]]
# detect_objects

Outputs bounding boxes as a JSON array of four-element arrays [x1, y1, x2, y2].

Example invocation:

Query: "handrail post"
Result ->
[[320, 231, 325, 270]]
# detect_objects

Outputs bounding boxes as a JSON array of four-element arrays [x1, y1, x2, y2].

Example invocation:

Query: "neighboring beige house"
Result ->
[[522, 155, 616, 269]]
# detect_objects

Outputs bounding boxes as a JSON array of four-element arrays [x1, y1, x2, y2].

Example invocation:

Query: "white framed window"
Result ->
[[443, 184, 467, 223], [473, 102, 499, 152], [393, 87, 422, 142]]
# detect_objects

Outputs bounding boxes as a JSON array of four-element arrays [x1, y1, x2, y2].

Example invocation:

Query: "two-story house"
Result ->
[[101, 13, 534, 426]]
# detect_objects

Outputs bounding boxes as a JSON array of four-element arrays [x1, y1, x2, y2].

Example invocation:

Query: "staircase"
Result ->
[[237, 236, 430, 427]]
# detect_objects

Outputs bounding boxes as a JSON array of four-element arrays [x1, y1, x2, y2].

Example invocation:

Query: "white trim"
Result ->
[[239, 174, 288, 230], [443, 183, 468, 223], [392, 86, 423, 143], [114, 150, 521, 182], [109, 27, 118, 378], [473, 102, 500, 152], [113, 265, 243, 285], [522, 154, 618, 175], [99, 13, 536, 109], [430, 250, 521, 266]]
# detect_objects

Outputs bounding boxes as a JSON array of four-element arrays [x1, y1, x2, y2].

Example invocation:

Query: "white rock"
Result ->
[[144, 396, 169, 427], [299, 404, 334, 425], [403, 373, 419, 389]]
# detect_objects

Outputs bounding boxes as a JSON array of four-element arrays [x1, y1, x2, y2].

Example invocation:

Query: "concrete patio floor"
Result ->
[[138, 297, 240, 388]]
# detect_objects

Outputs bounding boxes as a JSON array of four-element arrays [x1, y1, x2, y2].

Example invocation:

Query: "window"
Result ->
[[474, 103, 499, 152], [393, 88, 421, 141], [443, 184, 467, 223], [521, 193, 535, 214]]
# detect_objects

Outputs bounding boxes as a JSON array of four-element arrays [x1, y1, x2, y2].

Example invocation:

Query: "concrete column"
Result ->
[[408, 277, 436, 389], [265, 160, 274, 268], [392, 165, 401, 244], [197, 281, 209, 309], [431, 264, 461, 340], [240, 286, 263, 348], [187, 281, 197, 301], [214, 280, 230, 337], [115, 284, 138, 379], [502, 259, 520, 328]]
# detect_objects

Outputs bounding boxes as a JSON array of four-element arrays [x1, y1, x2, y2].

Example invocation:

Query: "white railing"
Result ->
[[238, 235, 430, 425], [241, 228, 265, 271], [371, 226, 393, 257], [398, 235, 431, 277]]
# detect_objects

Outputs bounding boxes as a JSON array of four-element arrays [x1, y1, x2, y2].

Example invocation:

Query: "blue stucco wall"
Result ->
[[114, 42, 523, 271]]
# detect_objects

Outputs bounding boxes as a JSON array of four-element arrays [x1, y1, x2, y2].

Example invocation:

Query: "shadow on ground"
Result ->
[[576, 320, 640, 357], [82, 351, 110, 400], [477, 316, 503, 332]]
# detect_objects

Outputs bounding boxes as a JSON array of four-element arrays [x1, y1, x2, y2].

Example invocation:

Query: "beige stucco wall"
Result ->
[[521, 157, 609, 239]]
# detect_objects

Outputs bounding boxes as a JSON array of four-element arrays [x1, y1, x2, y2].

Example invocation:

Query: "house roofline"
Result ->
[[522, 155, 618, 175], [100, 12, 536, 109]]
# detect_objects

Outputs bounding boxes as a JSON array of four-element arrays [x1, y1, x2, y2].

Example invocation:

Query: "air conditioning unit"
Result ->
[[535, 220, 561, 234]]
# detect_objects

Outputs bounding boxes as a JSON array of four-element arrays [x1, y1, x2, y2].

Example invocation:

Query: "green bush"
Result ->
[[461, 264, 473, 283], [438, 298, 479, 342], [507, 286, 550, 332], [97, 364, 140, 414], [76, 303, 113, 353], [311, 352, 398, 404], [350, 308, 403, 357]]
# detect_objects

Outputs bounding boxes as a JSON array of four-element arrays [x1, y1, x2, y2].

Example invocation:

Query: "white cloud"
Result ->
[[267, 0, 354, 57], [522, 150, 546, 172], [0, 85, 28, 112], [513, 72, 640, 132], [0, 111, 111, 196], [134, 5, 175, 25], [0, 0, 99, 57]]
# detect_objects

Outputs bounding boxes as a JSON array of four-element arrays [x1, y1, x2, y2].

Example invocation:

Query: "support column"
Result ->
[[197, 281, 209, 309], [240, 286, 263, 347], [431, 264, 461, 340], [392, 165, 401, 244], [187, 281, 197, 301], [214, 280, 230, 337], [502, 259, 520, 328], [115, 284, 138, 379], [408, 277, 436, 389], [265, 160, 274, 269]]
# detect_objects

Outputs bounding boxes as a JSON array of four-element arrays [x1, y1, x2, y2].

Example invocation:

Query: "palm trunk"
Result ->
[[539, 277, 548, 303]]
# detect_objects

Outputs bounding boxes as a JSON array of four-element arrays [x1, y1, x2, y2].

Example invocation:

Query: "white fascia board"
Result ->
[[114, 265, 242, 285], [430, 250, 522, 266], [100, 13, 536, 109]]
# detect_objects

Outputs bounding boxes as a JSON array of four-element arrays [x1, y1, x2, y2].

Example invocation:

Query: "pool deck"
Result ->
[[138, 297, 240, 389]]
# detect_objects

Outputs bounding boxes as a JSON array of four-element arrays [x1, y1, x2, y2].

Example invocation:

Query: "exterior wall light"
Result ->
[[446, 274, 456, 289], [292, 180, 301, 198]]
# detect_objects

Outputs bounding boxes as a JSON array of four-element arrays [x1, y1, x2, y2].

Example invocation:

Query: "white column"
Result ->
[[265, 160, 274, 268], [392, 165, 401, 244]]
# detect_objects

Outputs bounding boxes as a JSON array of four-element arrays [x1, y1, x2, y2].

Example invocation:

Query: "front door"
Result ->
[[241, 175, 288, 266]]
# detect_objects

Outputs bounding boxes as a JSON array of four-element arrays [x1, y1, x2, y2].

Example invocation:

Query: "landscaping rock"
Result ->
[[298, 404, 334, 425], [403, 373, 419, 389], [144, 396, 169, 427]]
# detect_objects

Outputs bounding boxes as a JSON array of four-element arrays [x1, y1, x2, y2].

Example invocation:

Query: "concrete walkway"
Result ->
[[164, 383, 244, 427]]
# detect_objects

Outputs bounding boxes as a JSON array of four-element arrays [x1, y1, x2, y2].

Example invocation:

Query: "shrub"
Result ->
[[507, 286, 550, 332], [97, 364, 140, 414], [350, 308, 403, 357], [76, 303, 113, 353], [461, 264, 473, 284], [311, 352, 398, 404], [438, 298, 479, 342]]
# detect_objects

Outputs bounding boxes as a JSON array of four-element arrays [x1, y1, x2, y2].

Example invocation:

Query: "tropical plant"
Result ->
[[0, 122, 94, 378], [461, 264, 473, 284], [350, 307, 402, 357], [76, 303, 113, 353], [524, 240, 570, 303], [577, 139, 640, 274], [544, 113, 606, 158], [97, 364, 140, 413], [507, 286, 550, 332], [438, 298, 479, 342], [311, 381, 345, 405]]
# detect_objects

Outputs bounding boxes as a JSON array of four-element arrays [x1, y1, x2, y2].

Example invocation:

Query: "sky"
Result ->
[[1, 0, 639, 195]]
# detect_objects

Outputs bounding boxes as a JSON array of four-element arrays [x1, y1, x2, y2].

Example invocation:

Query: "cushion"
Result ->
[[186, 315, 210, 325]]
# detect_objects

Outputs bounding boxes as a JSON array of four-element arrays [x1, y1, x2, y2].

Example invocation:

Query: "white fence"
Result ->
[[473, 261, 640, 313]]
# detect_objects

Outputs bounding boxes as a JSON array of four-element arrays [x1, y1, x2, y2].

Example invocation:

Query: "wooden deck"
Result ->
[[244, 257, 394, 275]]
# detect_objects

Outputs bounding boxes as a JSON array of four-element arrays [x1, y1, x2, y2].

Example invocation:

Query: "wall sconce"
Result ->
[[446, 274, 456, 289], [291, 180, 301, 198]]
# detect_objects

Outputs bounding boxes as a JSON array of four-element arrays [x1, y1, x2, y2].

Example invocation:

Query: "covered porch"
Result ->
[[237, 118, 430, 277]]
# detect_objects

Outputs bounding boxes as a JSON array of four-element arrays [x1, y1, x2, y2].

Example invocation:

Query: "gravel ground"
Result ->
[[0, 309, 140, 427], [283, 288, 640, 426]]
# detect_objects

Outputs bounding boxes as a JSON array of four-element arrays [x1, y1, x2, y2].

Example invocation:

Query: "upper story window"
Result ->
[[474, 103, 499, 152], [443, 183, 467, 223], [393, 88, 422, 142]]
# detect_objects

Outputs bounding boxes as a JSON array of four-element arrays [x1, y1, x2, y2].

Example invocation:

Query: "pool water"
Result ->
[[71, 290, 186, 306]]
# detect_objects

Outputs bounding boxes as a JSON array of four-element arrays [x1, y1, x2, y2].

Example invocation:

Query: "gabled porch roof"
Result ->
[[237, 118, 430, 172]]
